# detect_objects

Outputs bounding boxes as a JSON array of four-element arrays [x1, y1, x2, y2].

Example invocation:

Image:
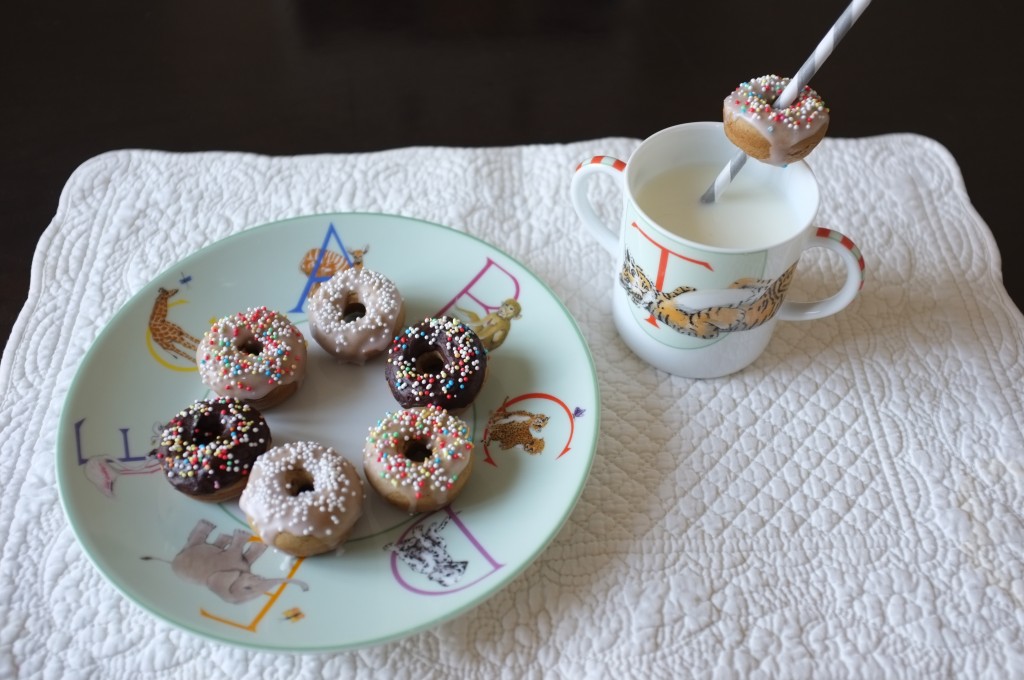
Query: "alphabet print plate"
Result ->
[[56, 213, 599, 652]]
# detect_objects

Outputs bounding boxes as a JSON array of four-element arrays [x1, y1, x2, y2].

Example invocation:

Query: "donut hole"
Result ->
[[191, 413, 226, 446], [414, 350, 446, 376], [336, 293, 367, 323], [236, 339, 265, 355], [399, 439, 432, 463], [284, 469, 316, 496]]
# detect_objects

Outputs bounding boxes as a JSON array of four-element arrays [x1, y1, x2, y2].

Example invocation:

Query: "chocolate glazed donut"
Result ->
[[152, 396, 271, 502], [384, 316, 488, 412]]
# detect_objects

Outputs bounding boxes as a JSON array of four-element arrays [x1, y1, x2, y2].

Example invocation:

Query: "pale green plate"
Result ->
[[57, 213, 599, 652]]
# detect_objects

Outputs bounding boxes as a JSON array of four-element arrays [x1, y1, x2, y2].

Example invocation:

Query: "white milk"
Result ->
[[635, 164, 800, 250]]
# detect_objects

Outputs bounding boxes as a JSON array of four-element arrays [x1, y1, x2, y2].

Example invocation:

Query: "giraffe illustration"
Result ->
[[149, 287, 200, 361]]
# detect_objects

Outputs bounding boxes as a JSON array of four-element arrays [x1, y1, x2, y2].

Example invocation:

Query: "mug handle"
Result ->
[[777, 227, 865, 321], [570, 156, 627, 255]]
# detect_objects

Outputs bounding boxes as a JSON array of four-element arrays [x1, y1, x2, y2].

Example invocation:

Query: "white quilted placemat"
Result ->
[[2, 135, 1023, 678]]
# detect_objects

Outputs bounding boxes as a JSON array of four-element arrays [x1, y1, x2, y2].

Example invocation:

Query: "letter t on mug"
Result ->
[[571, 122, 864, 379]]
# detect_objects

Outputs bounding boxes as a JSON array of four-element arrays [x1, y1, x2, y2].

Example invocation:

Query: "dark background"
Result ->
[[2, 0, 1019, 352]]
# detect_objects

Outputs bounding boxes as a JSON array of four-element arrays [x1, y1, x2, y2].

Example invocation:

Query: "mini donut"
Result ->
[[722, 74, 829, 166], [152, 396, 270, 502], [239, 441, 365, 557], [307, 267, 406, 364], [384, 316, 488, 413], [196, 306, 307, 410], [363, 405, 474, 513]]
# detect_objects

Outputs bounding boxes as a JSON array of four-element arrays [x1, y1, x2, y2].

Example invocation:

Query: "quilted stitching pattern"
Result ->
[[1, 136, 1023, 678]]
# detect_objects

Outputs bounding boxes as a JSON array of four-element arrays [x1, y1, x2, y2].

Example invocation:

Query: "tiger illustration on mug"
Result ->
[[618, 250, 796, 339]]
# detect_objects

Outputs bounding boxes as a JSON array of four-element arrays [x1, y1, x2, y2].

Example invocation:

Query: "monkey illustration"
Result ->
[[458, 298, 522, 351]]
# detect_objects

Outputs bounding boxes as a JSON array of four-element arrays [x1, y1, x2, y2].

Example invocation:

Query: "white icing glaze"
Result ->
[[363, 405, 473, 513], [307, 267, 405, 364], [723, 74, 829, 165], [239, 441, 364, 548], [196, 306, 307, 400]]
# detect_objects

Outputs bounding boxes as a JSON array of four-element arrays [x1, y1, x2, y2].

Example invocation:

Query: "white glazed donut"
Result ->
[[363, 405, 474, 513], [722, 74, 829, 166], [239, 441, 365, 557], [196, 306, 307, 410], [307, 267, 406, 364]]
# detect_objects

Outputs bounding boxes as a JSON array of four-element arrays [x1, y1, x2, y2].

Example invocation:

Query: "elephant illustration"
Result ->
[[142, 519, 308, 604]]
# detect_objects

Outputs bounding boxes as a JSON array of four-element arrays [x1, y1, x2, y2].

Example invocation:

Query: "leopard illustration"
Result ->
[[484, 403, 550, 455], [618, 250, 796, 339]]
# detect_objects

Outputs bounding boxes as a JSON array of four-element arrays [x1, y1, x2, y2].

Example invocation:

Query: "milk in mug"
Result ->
[[635, 164, 801, 250]]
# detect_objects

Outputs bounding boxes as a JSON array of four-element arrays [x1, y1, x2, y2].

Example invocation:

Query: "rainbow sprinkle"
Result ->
[[198, 306, 305, 394], [364, 405, 473, 497], [386, 316, 485, 405], [154, 397, 267, 481], [729, 74, 828, 132]]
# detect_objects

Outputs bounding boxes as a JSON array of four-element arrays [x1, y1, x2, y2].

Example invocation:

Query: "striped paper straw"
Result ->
[[700, 0, 872, 204]]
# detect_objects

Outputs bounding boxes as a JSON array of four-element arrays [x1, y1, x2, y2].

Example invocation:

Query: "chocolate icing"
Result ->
[[384, 316, 488, 411], [152, 396, 270, 500]]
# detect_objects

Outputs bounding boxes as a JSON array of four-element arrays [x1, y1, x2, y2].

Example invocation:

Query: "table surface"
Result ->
[[9, 132, 1023, 676], [1, 0, 1018, 352]]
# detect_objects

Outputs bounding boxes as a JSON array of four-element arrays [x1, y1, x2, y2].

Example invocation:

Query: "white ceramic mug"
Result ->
[[571, 122, 864, 378]]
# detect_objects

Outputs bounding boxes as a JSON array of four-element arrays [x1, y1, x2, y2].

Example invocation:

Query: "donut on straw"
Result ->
[[722, 74, 829, 166], [700, 0, 872, 203]]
